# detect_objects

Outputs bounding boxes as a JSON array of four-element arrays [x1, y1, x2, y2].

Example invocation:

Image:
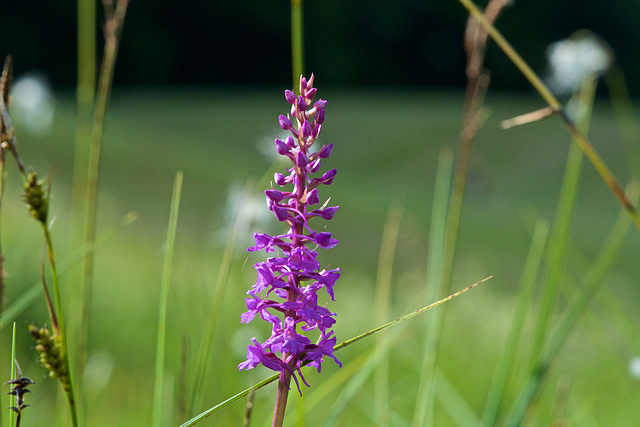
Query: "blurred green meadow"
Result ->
[[1, 86, 639, 426]]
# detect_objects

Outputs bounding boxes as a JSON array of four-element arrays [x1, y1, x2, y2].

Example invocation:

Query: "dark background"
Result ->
[[2, 0, 640, 92]]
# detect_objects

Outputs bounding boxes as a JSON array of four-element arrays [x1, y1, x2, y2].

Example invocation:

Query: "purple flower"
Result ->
[[239, 75, 341, 391]]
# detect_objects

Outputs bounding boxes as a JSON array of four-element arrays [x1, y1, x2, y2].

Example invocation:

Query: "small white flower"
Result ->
[[629, 357, 640, 380], [545, 30, 613, 95], [11, 72, 56, 136]]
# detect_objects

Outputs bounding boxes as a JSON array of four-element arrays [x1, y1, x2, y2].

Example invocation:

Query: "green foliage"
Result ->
[[2, 4, 640, 424], [0, 88, 637, 425]]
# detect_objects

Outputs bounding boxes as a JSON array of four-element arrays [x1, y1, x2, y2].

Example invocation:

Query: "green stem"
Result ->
[[152, 172, 183, 427], [72, 0, 97, 251], [71, 2, 96, 411], [412, 148, 453, 427], [528, 77, 595, 372], [480, 219, 549, 426], [291, 0, 304, 88], [77, 0, 128, 399], [43, 226, 78, 427]]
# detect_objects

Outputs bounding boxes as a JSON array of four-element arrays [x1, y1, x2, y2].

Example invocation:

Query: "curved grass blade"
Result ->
[[179, 276, 491, 426], [334, 276, 491, 352], [180, 373, 279, 427]]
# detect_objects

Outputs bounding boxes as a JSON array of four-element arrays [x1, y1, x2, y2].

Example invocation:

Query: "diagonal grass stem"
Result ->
[[179, 277, 491, 426], [458, 0, 640, 232]]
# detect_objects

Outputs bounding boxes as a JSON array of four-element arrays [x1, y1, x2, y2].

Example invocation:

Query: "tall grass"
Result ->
[[152, 171, 183, 426]]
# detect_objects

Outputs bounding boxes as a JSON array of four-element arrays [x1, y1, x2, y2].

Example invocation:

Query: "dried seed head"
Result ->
[[28, 324, 69, 391], [23, 171, 49, 224]]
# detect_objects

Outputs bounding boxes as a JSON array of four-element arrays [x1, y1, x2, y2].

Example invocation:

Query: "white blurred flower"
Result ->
[[545, 30, 613, 95], [213, 181, 273, 250], [84, 352, 115, 396], [629, 357, 640, 380], [10, 72, 56, 136]]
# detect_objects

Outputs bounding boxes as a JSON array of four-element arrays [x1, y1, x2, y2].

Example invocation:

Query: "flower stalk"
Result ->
[[0, 55, 78, 427], [238, 75, 341, 427]]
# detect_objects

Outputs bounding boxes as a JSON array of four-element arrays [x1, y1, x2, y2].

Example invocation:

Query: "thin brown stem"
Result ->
[[39, 244, 59, 335], [76, 0, 129, 395], [459, 0, 640, 232]]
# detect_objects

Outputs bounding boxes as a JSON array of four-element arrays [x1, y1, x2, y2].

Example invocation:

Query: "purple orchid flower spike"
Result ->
[[238, 74, 341, 394]]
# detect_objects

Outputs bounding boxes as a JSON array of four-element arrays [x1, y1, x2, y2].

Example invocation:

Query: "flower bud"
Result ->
[[275, 138, 288, 155], [285, 89, 296, 104], [301, 120, 312, 138], [318, 143, 333, 158], [279, 115, 292, 130]]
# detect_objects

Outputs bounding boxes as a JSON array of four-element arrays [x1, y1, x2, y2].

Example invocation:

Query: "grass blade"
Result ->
[[412, 147, 454, 427], [76, 1, 130, 404], [435, 368, 481, 426], [528, 75, 596, 372], [152, 171, 183, 427], [180, 374, 279, 427], [179, 277, 491, 426], [480, 218, 549, 426], [190, 179, 255, 414], [374, 202, 403, 426], [503, 76, 595, 426], [333, 276, 491, 353], [504, 186, 637, 426], [321, 338, 395, 427], [545, 183, 639, 372]]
